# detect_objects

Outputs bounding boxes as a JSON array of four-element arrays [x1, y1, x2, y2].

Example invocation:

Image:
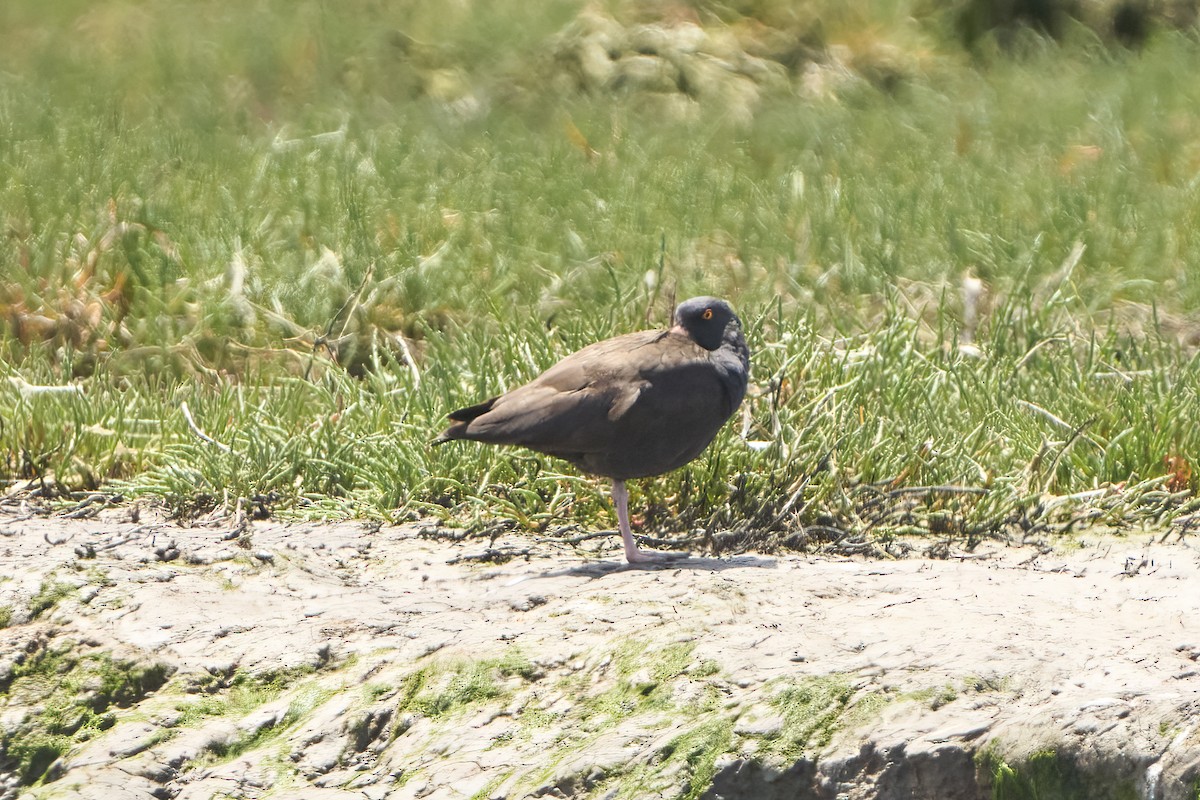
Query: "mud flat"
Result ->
[[0, 508, 1196, 799]]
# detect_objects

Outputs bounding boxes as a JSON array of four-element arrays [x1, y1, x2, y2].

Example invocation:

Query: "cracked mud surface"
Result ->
[[0, 508, 1197, 799]]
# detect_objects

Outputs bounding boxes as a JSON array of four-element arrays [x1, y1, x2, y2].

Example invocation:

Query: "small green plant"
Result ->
[[1157, 719, 1181, 740]]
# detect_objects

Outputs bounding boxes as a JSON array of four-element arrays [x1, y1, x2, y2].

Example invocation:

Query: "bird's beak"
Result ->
[[669, 323, 685, 335]]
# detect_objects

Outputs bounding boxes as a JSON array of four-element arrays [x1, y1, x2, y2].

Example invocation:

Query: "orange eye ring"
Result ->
[[702, 308, 714, 320]]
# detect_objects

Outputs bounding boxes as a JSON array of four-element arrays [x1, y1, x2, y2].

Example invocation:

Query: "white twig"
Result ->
[[1015, 398, 1101, 450], [391, 331, 422, 389], [1013, 398, 1073, 432], [180, 401, 231, 452], [1014, 336, 1066, 372], [7, 377, 84, 400]]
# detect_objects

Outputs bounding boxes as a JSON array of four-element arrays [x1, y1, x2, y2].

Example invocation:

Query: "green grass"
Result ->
[[3, 0, 1200, 548]]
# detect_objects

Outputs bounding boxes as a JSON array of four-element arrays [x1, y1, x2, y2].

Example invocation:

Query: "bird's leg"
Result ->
[[611, 479, 642, 562], [611, 479, 687, 563]]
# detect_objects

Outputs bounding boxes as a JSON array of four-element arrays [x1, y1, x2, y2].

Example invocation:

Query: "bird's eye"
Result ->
[[702, 308, 713, 320]]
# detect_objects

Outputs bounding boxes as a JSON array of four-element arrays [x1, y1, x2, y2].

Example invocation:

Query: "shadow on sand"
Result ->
[[536, 553, 778, 579]]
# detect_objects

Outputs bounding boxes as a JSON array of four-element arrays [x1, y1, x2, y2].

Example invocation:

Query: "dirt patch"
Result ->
[[0, 507, 1196, 799]]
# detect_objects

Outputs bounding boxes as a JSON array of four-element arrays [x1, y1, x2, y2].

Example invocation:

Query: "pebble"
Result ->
[[509, 594, 547, 612]]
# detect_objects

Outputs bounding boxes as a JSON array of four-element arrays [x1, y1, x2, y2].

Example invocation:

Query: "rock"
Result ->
[[238, 704, 288, 736], [576, 40, 616, 89], [733, 709, 784, 738], [344, 705, 394, 752], [707, 758, 820, 800], [799, 57, 863, 101], [509, 594, 547, 612], [545, 9, 805, 122], [613, 54, 680, 93], [102, 721, 160, 759], [676, 53, 736, 99]]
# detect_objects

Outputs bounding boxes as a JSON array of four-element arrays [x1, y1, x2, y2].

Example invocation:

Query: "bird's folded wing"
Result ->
[[464, 380, 646, 454], [450, 330, 713, 455]]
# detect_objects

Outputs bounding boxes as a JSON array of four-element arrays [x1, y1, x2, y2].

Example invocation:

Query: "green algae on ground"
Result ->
[[660, 719, 736, 800], [758, 675, 856, 761], [396, 649, 536, 721], [386, 639, 891, 800], [26, 581, 76, 619], [906, 682, 959, 710], [196, 685, 334, 766], [597, 717, 735, 800], [0, 645, 171, 785], [174, 664, 321, 727], [469, 772, 513, 800], [979, 746, 1141, 800]]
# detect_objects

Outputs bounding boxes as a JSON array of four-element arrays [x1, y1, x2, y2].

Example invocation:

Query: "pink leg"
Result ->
[[611, 479, 686, 564]]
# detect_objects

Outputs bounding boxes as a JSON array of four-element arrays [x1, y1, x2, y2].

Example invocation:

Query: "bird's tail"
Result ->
[[431, 397, 497, 445]]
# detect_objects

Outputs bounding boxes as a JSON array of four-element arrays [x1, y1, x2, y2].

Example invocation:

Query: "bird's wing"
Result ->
[[454, 331, 677, 452]]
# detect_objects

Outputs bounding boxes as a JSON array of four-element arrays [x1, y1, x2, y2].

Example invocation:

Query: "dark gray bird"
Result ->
[[435, 297, 750, 563]]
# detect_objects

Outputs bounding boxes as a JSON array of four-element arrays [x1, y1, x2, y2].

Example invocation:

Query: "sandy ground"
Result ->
[[0, 506, 1197, 799]]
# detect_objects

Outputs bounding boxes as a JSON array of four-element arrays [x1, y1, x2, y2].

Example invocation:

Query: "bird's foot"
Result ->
[[624, 546, 691, 564]]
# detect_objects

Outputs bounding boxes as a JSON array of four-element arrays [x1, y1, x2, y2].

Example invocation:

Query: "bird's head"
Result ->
[[671, 297, 743, 352]]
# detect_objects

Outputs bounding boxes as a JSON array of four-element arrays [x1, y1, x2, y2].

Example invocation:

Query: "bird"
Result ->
[[434, 296, 750, 563]]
